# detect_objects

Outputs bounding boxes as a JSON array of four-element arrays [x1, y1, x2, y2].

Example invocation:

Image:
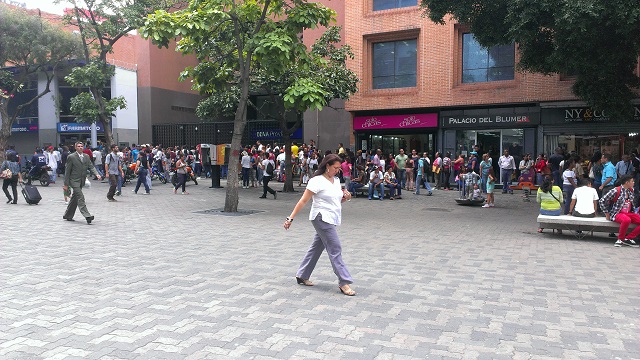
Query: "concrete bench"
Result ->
[[537, 214, 638, 240]]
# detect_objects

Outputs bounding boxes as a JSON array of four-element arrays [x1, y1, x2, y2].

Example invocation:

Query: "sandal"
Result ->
[[339, 285, 356, 296], [537, 228, 543, 233], [296, 277, 313, 286]]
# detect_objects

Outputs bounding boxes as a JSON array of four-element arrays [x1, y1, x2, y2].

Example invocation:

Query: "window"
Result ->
[[373, 39, 417, 89], [57, 75, 111, 122], [462, 33, 515, 83], [373, 0, 417, 11]]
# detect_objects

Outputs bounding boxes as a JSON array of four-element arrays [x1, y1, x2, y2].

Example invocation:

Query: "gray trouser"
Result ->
[[296, 213, 353, 286], [64, 186, 91, 219]]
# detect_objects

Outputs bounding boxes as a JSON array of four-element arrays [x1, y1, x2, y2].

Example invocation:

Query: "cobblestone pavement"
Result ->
[[1, 178, 639, 360]]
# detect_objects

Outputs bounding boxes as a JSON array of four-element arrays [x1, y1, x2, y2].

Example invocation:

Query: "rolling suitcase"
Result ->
[[21, 183, 42, 205]]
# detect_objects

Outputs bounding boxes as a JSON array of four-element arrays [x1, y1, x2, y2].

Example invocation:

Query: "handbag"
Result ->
[[432, 165, 440, 174], [0, 168, 12, 179]]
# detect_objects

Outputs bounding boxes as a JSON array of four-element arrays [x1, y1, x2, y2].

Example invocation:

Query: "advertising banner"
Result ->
[[353, 113, 438, 130]]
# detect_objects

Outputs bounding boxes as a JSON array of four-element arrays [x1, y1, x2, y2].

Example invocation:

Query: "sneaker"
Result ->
[[182, 191, 189, 195], [144, 192, 150, 195], [64, 201, 69, 205], [108, 198, 117, 202], [482, 204, 490, 208], [621, 239, 639, 247], [115, 191, 121, 196], [614, 240, 623, 247], [427, 192, 432, 196], [489, 203, 495, 207]]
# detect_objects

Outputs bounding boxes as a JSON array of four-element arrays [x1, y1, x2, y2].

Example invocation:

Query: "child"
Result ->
[[63, 187, 71, 205], [472, 183, 483, 200], [483, 167, 496, 208]]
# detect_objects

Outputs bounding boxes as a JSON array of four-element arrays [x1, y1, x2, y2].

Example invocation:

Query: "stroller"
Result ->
[[455, 171, 484, 206]]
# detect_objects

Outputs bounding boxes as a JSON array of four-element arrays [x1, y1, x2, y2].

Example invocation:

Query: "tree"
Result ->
[[251, 26, 358, 192], [420, 0, 640, 120], [0, 5, 80, 161], [142, 0, 336, 212], [59, 0, 172, 148]]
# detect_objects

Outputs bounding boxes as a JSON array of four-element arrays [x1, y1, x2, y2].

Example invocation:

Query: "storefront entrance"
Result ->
[[367, 133, 435, 156]]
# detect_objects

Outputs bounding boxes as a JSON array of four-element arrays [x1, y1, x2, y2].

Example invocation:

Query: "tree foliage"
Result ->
[[0, 4, 81, 159], [58, 0, 173, 147], [142, 0, 343, 211], [421, 0, 640, 120]]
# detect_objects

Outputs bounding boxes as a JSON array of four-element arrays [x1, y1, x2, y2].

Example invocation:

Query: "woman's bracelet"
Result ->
[[285, 217, 293, 222]]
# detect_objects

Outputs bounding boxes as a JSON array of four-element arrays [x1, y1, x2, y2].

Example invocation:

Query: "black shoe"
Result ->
[[108, 198, 117, 202], [259, 196, 267, 198], [11, 201, 16, 204], [63, 216, 75, 222], [273, 192, 277, 200], [609, 233, 617, 238], [85, 216, 94, 224], [6, 199, 11, 204]]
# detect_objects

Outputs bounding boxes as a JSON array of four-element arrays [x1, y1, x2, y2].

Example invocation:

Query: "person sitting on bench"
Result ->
[[599, 175, 640, 247], [569, 178, 599, 218], [537, 175, 563, 233]]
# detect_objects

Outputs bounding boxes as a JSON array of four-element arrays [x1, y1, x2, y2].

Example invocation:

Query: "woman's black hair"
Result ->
[[541, 175, 554, 193], [563, 158, 574, 171], [313, 153, 342, 178], [6, 152, 17, 162], [590, 151, 602, 164]]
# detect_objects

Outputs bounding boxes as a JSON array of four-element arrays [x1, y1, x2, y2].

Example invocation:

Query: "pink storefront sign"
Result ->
[[353, 113, 438, 130]]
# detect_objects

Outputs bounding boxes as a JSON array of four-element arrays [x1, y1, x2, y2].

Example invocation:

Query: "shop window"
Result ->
[[462, 33, 515, 83], [372, 39, 417, 89], [373, 0, 417, 11], [58, 77, 111, 122]]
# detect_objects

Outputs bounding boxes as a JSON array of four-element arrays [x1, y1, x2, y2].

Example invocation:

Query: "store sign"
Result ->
[[251, 128, 303, 140], [11, 124, 38, 133], [441, 112, 540, 128], [57, 122, 104, 133], [353, 113, 438, 130], [541, 106, 640, 124]]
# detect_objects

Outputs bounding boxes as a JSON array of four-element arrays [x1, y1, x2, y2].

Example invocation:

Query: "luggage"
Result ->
[[21, 183, 42, 205]]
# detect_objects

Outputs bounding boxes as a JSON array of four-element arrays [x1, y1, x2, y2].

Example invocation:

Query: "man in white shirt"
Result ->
[[569, 178, 599, 217], [367, 166, 384, 200], [498, 149, 516, 194], [92, 148, 104, 178]]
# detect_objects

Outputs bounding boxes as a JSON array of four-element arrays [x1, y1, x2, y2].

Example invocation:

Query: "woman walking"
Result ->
[[1, 152, 23, 204], [173, 153, 189, 195], [284, 154, 355, 296]]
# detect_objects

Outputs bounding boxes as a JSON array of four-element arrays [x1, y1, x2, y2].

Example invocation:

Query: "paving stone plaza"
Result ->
[[1, 180, 638, 359]]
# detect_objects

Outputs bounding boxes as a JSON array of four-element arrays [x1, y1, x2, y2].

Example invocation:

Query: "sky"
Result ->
[[22, 0, 67, 14]]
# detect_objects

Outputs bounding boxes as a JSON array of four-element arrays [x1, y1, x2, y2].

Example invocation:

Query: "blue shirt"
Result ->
[[132, 149, 139, 162], [417, 158, 426, 176], [601, 161, 617, 185]]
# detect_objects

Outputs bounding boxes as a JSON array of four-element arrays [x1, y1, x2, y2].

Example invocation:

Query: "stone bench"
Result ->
[[537, 214, 637, 240], [353, 185, 391, 198]]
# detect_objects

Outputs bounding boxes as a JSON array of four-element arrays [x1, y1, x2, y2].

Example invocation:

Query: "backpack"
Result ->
[[266, 161, 274, 175], [422, 158, 429, 174]]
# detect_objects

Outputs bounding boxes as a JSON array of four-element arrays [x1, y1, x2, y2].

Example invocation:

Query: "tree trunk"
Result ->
[[0, 104, 10, 163], [224, 79, 250, 213], [92, 86, 114, 148]]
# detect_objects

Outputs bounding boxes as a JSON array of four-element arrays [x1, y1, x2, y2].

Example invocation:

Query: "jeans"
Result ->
[[415, 176, 432, 194], [262, 175, 276, 197], [242, 167, 250, 187], [348, 182, 364, 195], [368, 182, 384, 199], [442, 170, 451, 189], [552, 170, 562, 187], [501, 169, 513, 193], [134, 169, 150, 193], [397, 169, 406, 189], [107, 174, 118, 199], [540, 208, 562, 216], [562, 184, 575, 215], [386, 183, 402, 197], [613, 212, 640, 240], [174, 173, 186, 192], [2, 175, 18, 202]]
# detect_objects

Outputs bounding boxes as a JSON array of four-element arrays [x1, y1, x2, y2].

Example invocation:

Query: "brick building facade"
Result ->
[[340, 1, 639, 170]]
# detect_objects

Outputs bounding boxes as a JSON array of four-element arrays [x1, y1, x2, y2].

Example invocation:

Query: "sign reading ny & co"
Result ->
[[541, 106, 640, 124]]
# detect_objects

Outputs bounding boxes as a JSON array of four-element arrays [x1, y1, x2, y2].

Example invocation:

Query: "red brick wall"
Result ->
[[345, 3, 578, 112]]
